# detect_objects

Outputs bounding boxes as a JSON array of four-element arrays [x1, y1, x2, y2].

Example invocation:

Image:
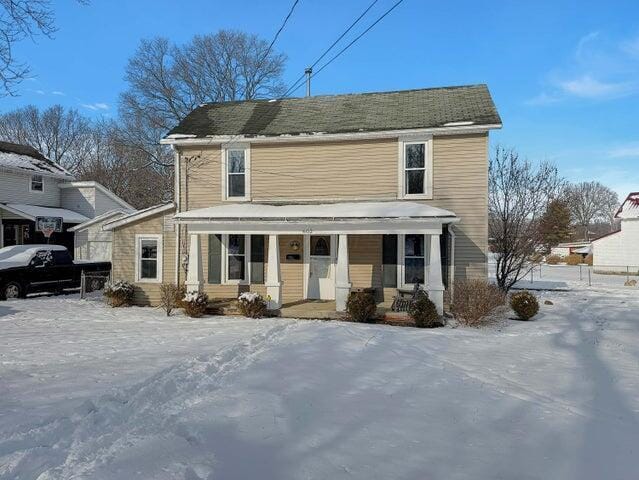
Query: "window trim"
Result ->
[[221, 144, 251, 201], [398, 234, 430, 288], [221, 234, 251, 285], [135, 234, 163, 283], [29, 174, 44, 193], [398, 136, 433, 199]]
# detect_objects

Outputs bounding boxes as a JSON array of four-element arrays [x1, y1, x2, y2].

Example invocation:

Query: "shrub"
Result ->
[[529, 252, 544, 264], [237, 292, 267, 318], [408, 290, 443, 328], [565, 254, 582, 266], [510, 291, 539, 320], [159, 283, 179, 316], [182, 291, 209, 318], [584, 253, 593, 266], [346, 291, 377, 323], [103, 280, 135, 307], [450, 279, 506, 327], [545, 254, 562, 265]]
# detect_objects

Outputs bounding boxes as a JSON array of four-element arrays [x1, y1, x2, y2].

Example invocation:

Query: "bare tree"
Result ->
[[118, 31, 287, 168], [0, 0, 87, 96], [0, 104, 93, 172], [564, 181, 619, 240], [490, 146, 564, 291]]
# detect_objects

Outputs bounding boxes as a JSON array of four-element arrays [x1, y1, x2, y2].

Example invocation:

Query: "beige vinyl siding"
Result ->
[[349, 235, 383, 289], [176, 133, 488, 284], [111, 213, 176, 305]]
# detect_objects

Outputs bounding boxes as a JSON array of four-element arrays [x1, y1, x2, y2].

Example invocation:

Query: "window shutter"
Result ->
[[382, 234, 397, 288], [208, 234, 222, 284], [250, 235, 265, 284]]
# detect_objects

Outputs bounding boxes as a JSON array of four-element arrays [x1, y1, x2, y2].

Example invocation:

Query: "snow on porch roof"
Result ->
[[175, 201, 457, 222], [1, 203, 89, 224]]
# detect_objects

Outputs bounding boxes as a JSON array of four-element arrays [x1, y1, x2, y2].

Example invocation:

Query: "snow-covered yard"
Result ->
[[1, 283, 638, 479]]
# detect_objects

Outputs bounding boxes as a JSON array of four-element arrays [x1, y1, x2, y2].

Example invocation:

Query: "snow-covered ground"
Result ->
[[1, 282, 638, 479]]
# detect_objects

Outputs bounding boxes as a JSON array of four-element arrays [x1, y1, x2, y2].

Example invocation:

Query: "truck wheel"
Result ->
[[3, 281, 24, 299]]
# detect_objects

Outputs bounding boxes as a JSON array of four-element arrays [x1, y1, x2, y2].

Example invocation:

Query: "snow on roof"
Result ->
[[616, 192, 639, 219], [0, 141, 73, 178], [175, 201, 457, 221], [103, 203, 175, 230], [1, 204, 89, 223], [68, 209, 131, 232], [0, 244, 67, 270]]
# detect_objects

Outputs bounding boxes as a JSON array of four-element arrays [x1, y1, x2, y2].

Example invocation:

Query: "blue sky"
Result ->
[[3, 0, 639, 197]]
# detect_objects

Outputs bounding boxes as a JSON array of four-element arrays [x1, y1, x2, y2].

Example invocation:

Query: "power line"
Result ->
[[288, 0, 405, 97], [282, 0, 381, 98], [262, 0, 301, 65]]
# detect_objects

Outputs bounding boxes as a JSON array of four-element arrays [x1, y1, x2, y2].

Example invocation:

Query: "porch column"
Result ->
[[428, 233, 444, 315], [335, 234, 351, 311], [266, 234, 282, 309], [185, 233, 203, 293]]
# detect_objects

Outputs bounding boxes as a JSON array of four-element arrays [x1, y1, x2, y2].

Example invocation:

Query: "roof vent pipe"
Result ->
[[305, 67, 312, 97]]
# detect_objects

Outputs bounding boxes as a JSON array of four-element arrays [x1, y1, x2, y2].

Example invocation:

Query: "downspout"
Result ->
[[173, 146, 181, 285], [449, 225, 456, 299]]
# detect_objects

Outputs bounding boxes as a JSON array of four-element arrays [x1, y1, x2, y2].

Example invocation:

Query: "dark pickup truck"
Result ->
[[0, 245, 111, 300]]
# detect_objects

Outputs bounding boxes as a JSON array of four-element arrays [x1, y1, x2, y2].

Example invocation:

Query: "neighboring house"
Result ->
[[592, 192, 639, 270], [550, 241, 592, 257], [105, 84, 502, 314], [0, 141, 133, 256]]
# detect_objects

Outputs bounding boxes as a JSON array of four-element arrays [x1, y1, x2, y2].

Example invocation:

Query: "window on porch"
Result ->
[[403, 234, 425, 285], [207, 234, 264, 285]]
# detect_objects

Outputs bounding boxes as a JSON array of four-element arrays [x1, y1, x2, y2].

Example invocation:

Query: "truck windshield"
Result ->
[[51, 250, 72, 265]]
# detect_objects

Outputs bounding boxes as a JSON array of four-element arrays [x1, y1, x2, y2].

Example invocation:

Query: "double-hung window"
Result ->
[[226, 234, 246, 281], [135, 234, 163, 283], [208, 234, 265, 285], [30, 174, 44, 193], [225, 147, 250, 200], [400, 138, 432, 198]]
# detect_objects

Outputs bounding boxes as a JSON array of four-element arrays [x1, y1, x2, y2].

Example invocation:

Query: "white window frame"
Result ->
[[135, 234, 163, 283], [221, 234, 251, 285], [29, 174, 44, 193], [221, 144, 251, 201], [398, 136, 433, 199], [398, 234, 430, 288]]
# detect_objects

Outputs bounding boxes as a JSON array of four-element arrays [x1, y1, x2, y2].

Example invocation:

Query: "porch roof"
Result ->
[[175, 201, 458, 234], [0, 203, 89, 224]]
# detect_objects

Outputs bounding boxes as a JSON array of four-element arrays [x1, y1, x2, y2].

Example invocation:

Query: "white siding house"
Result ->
[[592, 192, 639, 271]]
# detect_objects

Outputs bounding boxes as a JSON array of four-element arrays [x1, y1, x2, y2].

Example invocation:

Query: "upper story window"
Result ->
[[30, 174, 44, 193], [399, 138, 432, 199], [224, 146, 250, 201]]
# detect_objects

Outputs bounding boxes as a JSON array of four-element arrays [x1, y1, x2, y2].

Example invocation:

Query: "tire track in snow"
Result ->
[[0, 320, 299, 480]]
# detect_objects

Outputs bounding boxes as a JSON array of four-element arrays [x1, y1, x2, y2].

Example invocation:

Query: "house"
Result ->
[[550, 241, 592, 258], [104, 84, 502, 314], [0, 141, 134, 255], [591, 192, 639, 270]]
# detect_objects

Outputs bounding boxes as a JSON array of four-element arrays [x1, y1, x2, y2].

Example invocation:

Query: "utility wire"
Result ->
[[282, 0, 381, 98], [261, 0, 301, 67], [288, 0, 405, 97]]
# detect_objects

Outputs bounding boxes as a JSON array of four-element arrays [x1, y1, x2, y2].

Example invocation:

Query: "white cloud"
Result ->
[[524, 92, 561, 106], [608, 143, 639, 158], [81, 102, 110, 111], [621, 35, 639, 57], [557, 75, 636, 99], [51, 91, 65, 96], [35, 90, 45, 95]]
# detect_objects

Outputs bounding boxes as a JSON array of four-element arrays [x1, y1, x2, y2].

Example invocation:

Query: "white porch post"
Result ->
[[427, 233, 445, 315], [185, 233, 203, 293], [266, 234, 282, 309], [335, 234, 351, 311]]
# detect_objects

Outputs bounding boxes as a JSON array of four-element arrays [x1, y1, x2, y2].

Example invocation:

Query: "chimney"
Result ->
[[305, 67, 312, 97]]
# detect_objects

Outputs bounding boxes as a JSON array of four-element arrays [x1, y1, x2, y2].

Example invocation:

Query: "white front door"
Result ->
[[306, 235, 335, 300]]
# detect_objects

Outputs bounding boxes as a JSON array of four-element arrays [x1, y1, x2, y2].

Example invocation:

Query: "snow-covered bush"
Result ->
[[183, 291, 209, 318], [565, 254, 582, 266], [451, 279, 505, 327], [408, 290, 443, 328], [510, 291, 539, 320], [237, 292, 267, 318], [346, 291, 377, 323], [545, 254, 562, 265], [103, 280, 135, 307]]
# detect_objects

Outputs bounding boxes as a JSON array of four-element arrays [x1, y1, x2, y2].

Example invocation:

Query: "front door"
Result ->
[[306, 235, 335, 300]]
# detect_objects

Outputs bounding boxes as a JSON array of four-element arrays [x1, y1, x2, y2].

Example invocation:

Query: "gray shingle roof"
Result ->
[[166, 84, 501, 138], [0, 141, 72, 177]]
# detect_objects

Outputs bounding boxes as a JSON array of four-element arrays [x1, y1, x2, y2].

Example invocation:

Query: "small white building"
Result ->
[[592, 192, 639, 270], [550, 241, 591, 257], [68, 209, 133, 261]]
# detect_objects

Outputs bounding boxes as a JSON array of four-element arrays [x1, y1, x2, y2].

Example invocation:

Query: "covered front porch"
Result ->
[[175, 201, 458, 315]]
